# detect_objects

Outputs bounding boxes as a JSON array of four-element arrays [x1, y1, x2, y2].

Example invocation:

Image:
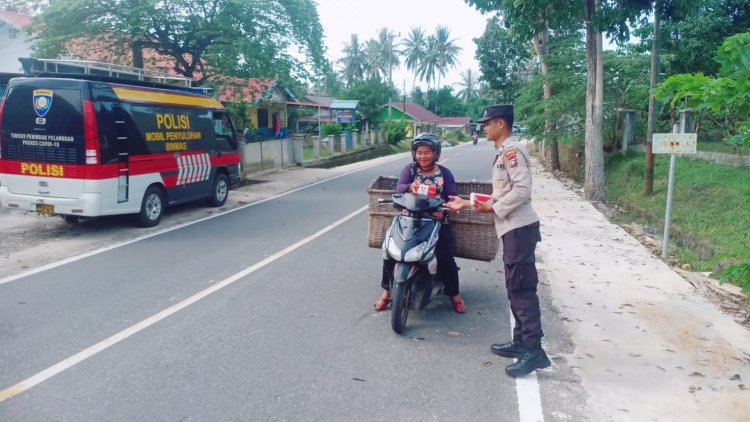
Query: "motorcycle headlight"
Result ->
[[387, 240, 402, 260], [403, 241, 427, 262]]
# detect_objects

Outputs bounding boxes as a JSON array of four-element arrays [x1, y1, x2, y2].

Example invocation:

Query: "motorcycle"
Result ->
[[379, 192, 447, 334], [471, 133, 478, 145]]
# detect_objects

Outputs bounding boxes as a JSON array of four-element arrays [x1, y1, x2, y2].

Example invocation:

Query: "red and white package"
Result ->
[[417, 183, 438, 197], [470, 192, 491, 207]]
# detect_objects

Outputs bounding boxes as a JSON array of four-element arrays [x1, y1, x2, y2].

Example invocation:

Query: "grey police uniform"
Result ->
[[490, 138, 544, 351]]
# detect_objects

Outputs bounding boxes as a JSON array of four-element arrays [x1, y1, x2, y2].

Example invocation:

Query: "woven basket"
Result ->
[[367, 176, 499, 262]]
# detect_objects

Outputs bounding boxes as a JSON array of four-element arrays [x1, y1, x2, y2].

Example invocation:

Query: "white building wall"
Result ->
[[0, 22, 32, 72]]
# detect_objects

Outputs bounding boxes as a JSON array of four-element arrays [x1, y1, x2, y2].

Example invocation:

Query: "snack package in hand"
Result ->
[[470, 192, 491, 207], [417, 183, 438, 197]]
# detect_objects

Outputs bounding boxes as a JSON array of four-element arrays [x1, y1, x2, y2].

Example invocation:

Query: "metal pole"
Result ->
[[662, 152, 676, 258], [661, 122, 679, 258]]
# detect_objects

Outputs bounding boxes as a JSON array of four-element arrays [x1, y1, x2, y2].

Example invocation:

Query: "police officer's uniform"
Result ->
[[491, 137, 544, 352]]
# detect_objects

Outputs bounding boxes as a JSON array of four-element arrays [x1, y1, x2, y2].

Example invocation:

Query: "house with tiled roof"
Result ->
[[0, 11, 32, 72], [211, 76, 297, 139], [436, 116, 471, 135], [380, 102, 440, 137], [381, 102, 470, 137]]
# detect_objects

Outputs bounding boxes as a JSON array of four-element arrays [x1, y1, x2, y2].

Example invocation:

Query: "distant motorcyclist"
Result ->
[[471, 131, 479, 145]]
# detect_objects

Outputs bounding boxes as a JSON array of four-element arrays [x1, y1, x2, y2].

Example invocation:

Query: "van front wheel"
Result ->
[[137, 186, 164, 227], [208, 173, 229, 207]]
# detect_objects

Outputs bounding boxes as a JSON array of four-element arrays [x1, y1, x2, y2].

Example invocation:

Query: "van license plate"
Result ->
[[36, 204, 55, 215]]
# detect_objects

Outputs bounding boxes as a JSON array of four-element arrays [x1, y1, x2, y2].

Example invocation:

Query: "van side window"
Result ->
[[213, 111, 237, 151]]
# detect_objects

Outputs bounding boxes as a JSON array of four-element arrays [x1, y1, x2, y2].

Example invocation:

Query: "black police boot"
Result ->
[[490, 338, 526, 358], [505, 348, 551, 378]]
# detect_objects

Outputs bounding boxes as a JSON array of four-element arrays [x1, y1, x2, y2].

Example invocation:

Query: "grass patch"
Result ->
[[605, 152, 750, 274], [698, 142, 746, 155]]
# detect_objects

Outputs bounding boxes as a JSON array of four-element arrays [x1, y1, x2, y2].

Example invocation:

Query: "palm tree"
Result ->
[[455, 69, 479, 102], [365, 38, 384, 79], [432, 25, 462, 115], [313, 61, 343, 97], [377, 27, 400, 85], [338, 34, 367, 87], [401, 26, 427, 95], [418, 36, 438, 109]]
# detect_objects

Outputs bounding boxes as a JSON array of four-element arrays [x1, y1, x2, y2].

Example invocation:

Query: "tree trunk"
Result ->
[[435, 74, 441, 116], [532, 29, 560, 170], [583, 0, 605, 203], [131, 40, 144, 69], [644, 0, 662, 196]]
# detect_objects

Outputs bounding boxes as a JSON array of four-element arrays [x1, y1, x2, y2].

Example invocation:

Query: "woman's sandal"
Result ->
[[452, 299, 467, 314], [374, 297, 391, 311]]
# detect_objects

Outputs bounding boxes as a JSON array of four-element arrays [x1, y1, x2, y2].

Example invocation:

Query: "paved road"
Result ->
[[2, 141, 748, 421]]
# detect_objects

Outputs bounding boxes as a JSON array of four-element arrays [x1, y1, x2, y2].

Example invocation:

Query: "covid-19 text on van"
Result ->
[[0, 58, 241, 227]]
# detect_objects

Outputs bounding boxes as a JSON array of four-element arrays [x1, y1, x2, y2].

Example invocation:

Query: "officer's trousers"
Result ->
[[502, 222, 543, 351]]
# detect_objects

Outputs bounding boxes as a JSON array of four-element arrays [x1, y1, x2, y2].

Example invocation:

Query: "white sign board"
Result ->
[[652, 133, 697, 154]]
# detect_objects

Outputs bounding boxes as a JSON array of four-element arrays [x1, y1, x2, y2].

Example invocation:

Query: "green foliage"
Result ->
[[30, 0, 326, 84], [341, 76, 396, 128], [515, 33, 587, 147], [321, 123, 343, 137], [424, 86, 465, 117], [656, 32, 750, 148], [721, 261, 750, 294], [444, 130, 468, 143], [225, 101, 251, 130], [605, 153, 750, 287], [384, 120, 408, 145], [472, 17, 530, 99]]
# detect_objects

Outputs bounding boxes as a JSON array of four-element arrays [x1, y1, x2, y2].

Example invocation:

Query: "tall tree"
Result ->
[[341, 76, 397, 129], [338, 34, 367, 86], [418, 36, 439, 110], [467, 0, 651, 201], [639, 0, 720, 195], [432, 25, 462, 115], [455, 69, 480, 102], [312, 61, 343, 97], [401, 26, 427, 94], [377, 27, 400, 86], [467, 0, 578, 171], [473, 17, 529, 100], [30, 0, 326, 84], [364, 38, 384, 79]]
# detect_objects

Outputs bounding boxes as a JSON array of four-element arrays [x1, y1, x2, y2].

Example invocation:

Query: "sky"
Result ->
[[315, 0, 489, 95]]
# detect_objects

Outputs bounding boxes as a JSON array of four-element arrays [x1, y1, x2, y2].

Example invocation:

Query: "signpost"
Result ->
[[652, 111, 696, 259]]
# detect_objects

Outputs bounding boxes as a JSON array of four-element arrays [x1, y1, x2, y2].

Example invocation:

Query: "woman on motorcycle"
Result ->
[[374, 133, 467, 313]]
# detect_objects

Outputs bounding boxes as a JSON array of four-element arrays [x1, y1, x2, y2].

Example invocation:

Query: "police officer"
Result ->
[[447, 104, 550, 377]]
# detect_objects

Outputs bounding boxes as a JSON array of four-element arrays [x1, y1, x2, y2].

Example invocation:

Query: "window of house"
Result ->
[[9, 29, 18, 39]]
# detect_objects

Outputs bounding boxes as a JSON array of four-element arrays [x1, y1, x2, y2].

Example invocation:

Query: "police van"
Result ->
[[0, 58, 241, 227]]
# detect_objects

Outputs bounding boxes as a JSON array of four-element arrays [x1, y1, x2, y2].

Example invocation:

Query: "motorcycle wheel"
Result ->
[[391, 277, 413, 334]]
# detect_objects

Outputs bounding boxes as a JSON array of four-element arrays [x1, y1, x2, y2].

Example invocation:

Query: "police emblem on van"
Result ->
[[33, 89, 53, 118]]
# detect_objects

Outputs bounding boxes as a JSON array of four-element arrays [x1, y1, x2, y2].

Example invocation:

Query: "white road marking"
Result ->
[[510, 312, 545, 422], [0, 205, 368, 402]]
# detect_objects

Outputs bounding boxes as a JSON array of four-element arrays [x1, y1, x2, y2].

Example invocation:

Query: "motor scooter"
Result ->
[[471, 132, 478, 145], [379, 192, 447, 334]]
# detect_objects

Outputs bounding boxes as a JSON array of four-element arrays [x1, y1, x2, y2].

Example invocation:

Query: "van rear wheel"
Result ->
[[137, 186, 164, 227], [208, 173, 229, 207]]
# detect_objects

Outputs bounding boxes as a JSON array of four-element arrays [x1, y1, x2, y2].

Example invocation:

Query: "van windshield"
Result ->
[[0, 86, 84, 165]]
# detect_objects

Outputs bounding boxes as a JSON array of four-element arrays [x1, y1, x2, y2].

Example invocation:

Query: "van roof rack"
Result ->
[[18, 57, 195, 88]]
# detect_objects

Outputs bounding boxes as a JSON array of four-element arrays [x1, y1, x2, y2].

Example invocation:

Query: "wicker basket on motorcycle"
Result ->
[[367, 175, 499, 262]]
